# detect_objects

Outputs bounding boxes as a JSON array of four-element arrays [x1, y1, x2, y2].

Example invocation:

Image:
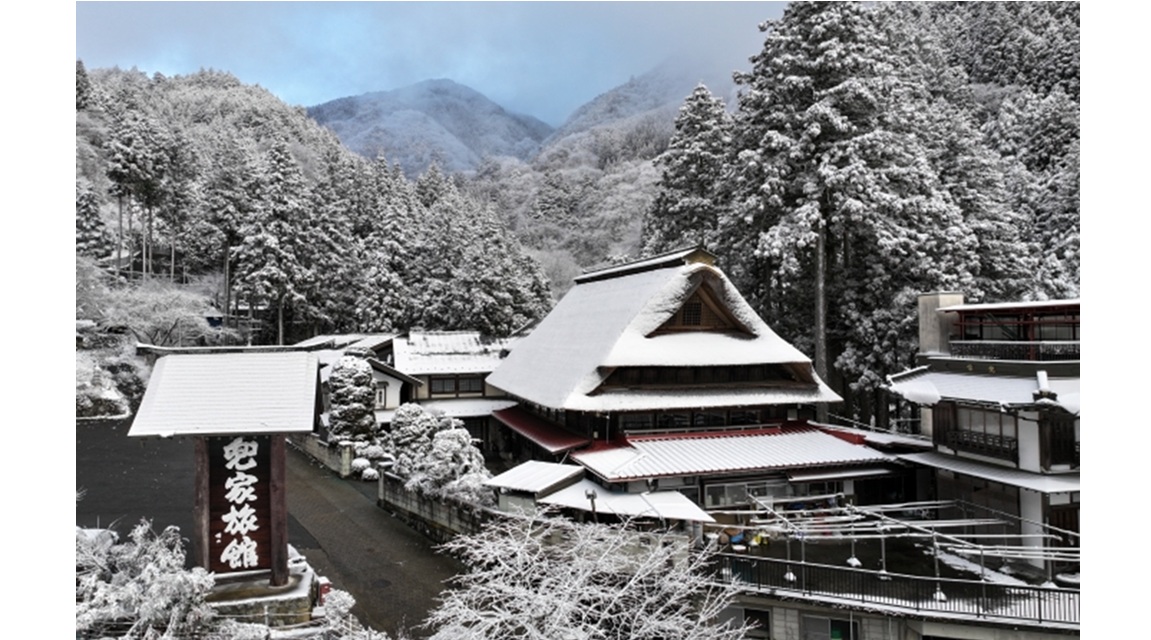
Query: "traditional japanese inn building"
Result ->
[[486, 248, 907, 507]]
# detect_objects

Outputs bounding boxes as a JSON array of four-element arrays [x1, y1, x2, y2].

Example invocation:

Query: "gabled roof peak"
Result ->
[[574, 246, 716, 285]]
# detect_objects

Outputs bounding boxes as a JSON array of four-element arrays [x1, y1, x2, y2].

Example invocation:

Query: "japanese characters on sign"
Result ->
[[210, 435, 271, 573]]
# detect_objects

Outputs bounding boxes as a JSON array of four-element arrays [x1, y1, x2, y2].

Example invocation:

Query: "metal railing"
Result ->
[[949, 340, 1079, 361], [713, 554, 1079, 629]]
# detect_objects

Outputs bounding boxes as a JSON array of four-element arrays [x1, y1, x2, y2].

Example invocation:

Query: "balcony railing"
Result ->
[[714, 554, 1079, 629], [949, 340, 1079, 361], [944, 430, 1018, 462]]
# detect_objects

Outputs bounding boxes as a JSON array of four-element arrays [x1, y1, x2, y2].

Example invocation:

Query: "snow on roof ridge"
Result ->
[[574, 246, 715, 284], [627, 425, 793, 442]]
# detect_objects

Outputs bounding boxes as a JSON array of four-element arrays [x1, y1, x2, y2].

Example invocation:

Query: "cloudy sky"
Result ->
[[76, 2, 786, 126]]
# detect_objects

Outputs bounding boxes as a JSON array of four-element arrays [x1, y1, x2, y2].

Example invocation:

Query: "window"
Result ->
[[458, 377, 484, 393], [802, 615, 859, 640], [374, 387, 387, 409], [429, 376, 486, 397], [744, 609, 771, 639], [682, 301, 703, 325], [936, 404, 1019, 462]]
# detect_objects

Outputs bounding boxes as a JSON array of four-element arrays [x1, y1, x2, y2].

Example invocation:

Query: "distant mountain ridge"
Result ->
[[308, 79, 553, 176], [308, 59, 739, 177]]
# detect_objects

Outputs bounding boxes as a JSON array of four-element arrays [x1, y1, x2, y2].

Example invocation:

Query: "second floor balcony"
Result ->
[[949, 340, 1079, 362]]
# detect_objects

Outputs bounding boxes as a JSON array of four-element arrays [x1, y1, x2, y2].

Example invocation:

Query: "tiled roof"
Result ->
[[393, 330, 513, 375], [572, 427, 894, 482], [129, 352, 319, 437]]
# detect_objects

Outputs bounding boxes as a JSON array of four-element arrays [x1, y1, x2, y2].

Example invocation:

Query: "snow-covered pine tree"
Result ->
[[729, 1, 977, 422], [880, 3, 1036, 304], [104, 110, 169, 277], [642, 84, 731, 255], [306, 146, 363, 334], [232, 138, 315, 344], [328, 353, 378, 439], [354, 155, 417, 332], [76, 178, 111, 258]]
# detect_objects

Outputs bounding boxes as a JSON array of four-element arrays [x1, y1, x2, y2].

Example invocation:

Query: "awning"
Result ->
[[492, 407, 591, 454], [899, 451, 1079, 494], [787, 467, 894, 483], [420, 398, 516, 418], [539, 478, 715, 523], [485, 461, 584, 495]]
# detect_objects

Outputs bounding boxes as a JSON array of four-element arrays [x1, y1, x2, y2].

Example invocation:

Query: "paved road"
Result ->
[[284, 445, 463, 637], [77, 418, 463, 638]]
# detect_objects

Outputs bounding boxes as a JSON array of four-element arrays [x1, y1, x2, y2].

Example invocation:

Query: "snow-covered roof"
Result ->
[[366, 358, 423, 386], [937, 299, 1080, 313], [571, 427, 894, 482], [484, 461, 584, 495], [129, 352, 319, 438], [538, 478, 715, 523], [487, 259, 840, 411], [393, 330, 514, 375], [899, 451, 1079, 494], [813, 423, 934, 450], [419, 398, 517, 418], [888, 369, 1080, 414]]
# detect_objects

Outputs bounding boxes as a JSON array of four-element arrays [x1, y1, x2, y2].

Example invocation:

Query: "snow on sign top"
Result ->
[[487, 256, 840, 411], [129, 352, 320, 438]]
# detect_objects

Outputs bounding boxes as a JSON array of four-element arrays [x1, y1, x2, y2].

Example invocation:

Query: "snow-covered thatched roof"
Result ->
[[571, 427, 893, 482], [393, 330, 514, 376], [129, 352, 320, 437], [486, 253, 840, 411]]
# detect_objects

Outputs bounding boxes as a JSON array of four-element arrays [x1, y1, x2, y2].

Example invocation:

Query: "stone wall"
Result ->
[[290, 434, 354, 477], [377, 472, 492, 542]]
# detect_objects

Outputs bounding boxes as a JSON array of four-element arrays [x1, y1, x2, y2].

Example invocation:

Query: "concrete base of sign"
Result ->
[[207, 562, 319, 628]]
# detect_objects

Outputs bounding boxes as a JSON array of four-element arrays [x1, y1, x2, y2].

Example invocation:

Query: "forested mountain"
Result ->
[[308, 79, 553, 177], [75, 65, 553, 347], [640, 1, 1080, 424], [75, 1, 1079, 428]]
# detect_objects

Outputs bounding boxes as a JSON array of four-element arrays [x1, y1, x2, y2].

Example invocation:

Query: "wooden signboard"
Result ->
[[207, 435, 273, 573]]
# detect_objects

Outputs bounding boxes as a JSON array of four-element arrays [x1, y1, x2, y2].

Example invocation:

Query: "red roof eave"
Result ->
[[492, 407, 591, 455]]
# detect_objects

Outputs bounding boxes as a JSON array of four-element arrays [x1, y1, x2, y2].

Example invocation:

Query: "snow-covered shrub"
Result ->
[[76, 519, 216, 638], [361, 467, 380, 482], [388, 403, 445, 477], [360, 444, 387, 460], [406, 427, 493, 507], [351, 457, 372, 474], [329, 355, 378, 439], [213, 620, 272, 640]]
